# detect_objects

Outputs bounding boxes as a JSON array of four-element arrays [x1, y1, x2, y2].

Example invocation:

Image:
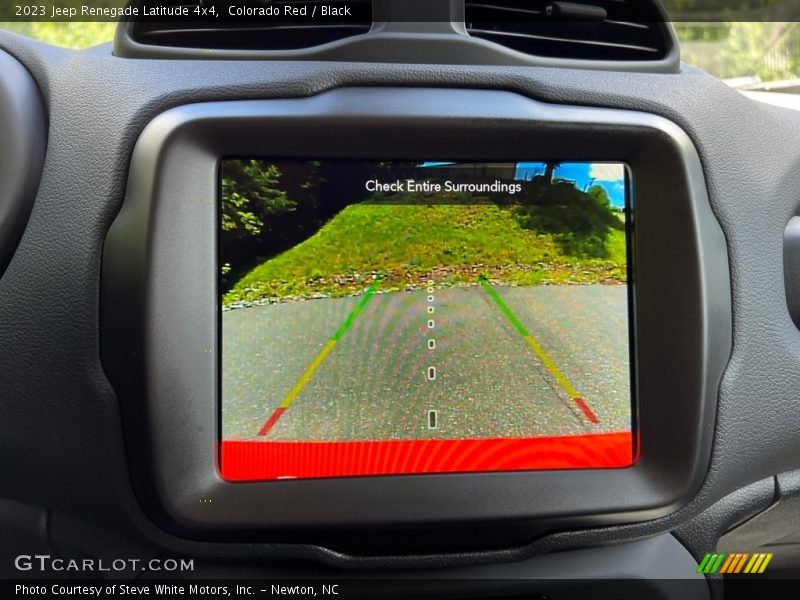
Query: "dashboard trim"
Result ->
[[101, 88, 731, 550], [0, 49, 47, 276]]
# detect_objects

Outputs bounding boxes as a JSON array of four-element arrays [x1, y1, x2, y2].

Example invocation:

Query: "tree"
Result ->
[[514, 183, 622, 258], [220, 160, 297, 285], [221, 160, 295, 240], [543, 161, 560, 183]]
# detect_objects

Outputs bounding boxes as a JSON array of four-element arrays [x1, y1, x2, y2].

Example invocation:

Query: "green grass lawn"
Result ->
[[224, 199, 626, 307]]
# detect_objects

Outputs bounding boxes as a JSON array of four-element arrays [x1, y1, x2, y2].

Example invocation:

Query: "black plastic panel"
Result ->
[[112, 0, 680, 73], [101, 88, 729, 548], [785, 216, 800, 329], [1, 29, 798, 568], [719, 469, 800, 577], [0, 49, 46, 275]]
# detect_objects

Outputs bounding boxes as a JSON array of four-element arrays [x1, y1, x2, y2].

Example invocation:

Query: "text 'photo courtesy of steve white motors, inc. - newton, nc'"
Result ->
[[15, 583, 343, 598]]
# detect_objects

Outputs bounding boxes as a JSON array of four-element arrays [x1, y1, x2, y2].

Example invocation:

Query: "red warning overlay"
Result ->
[[220, 431, 634, 481]]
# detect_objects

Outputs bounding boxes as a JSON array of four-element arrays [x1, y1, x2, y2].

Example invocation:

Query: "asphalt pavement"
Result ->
[[222, 284, 631, 441]]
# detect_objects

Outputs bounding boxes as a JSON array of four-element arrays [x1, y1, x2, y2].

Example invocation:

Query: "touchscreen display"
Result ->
[[219, 160, 634, 480]]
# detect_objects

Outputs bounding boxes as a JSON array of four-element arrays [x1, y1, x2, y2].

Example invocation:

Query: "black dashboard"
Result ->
[[2, 2, 800, 598]]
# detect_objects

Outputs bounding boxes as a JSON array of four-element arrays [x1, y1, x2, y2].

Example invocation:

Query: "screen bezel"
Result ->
[[101, 88, 730, 550], [216, 158, 637, 480]]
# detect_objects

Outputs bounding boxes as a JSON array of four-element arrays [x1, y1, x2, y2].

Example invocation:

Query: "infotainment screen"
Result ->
[[219, 160, 634, 481]]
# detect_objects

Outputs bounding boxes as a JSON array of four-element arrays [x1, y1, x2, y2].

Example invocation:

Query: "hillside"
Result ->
[[223, 200, 626, 307]]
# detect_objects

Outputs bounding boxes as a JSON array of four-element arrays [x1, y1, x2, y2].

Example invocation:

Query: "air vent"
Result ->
[[465, 0, 671, 61], [129, 1, 372, 51]]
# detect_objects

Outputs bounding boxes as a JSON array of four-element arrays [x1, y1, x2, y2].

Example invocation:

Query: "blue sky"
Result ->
[[515, 162, 627, 209], [419, 162, 627, 208]]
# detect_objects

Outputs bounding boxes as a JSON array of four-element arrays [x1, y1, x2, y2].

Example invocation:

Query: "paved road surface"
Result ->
[[222, 284, 631, 441]]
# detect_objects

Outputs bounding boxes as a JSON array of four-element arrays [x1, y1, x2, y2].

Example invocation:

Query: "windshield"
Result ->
[[676, 22, 800, 92], [0, 22, 115, 48]]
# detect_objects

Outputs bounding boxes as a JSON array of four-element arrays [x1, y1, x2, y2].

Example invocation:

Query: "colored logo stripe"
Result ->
[[732, 553, 749, 574], [478, 276, 599, 425], [729, 553, 748, 574], [257, 281, 381, 436], [719, 553, 736, 574], [698, 552, 773, 574], [696, 553, 712, 573], [744, 553, 773, 574]]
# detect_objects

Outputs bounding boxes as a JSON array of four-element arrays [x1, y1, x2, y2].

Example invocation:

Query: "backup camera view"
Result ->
[[220, 160, 634, 480]]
